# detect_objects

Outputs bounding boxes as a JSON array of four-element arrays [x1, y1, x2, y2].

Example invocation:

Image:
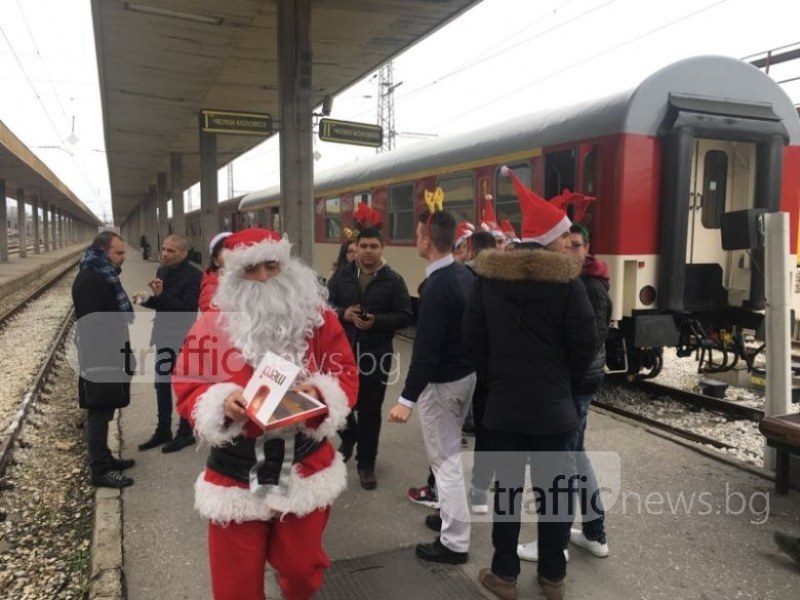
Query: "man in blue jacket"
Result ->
[[327, 226, 413, 490], [389, 208, 477, 565]]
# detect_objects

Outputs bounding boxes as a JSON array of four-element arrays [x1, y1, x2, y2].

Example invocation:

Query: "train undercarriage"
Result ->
[[607, 309, 771, 380]]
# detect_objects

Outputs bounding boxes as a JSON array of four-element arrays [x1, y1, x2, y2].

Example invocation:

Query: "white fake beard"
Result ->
[[214, 258, 328, 369]]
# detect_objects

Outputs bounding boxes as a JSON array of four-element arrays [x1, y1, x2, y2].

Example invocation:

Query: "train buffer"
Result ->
[[758, 412, 800, 494]]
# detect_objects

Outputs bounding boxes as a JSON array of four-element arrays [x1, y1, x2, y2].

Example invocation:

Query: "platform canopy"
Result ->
[[92, 0, 483, 224], [0, 120, 100, 225]]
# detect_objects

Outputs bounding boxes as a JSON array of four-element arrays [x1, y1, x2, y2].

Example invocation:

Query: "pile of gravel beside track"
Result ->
[[599, 348, 768, 466], [0, 318, 92, 597]]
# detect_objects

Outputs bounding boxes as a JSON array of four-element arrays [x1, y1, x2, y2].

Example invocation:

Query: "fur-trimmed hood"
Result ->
[[475, 248, 581, 283]]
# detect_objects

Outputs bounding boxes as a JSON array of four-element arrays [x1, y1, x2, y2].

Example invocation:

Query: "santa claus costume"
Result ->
[[173, 228, 358, 600]]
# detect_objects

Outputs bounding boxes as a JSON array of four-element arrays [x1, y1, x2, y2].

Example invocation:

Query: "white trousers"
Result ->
[[417, 372, 477, 553]]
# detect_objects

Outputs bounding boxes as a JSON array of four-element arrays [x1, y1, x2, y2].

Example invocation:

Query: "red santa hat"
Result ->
[[481, 195, 504, 239], [222, 228, 291, 270], [500, 219, 520, 243], [454, 221, 475, 248], [500, 165, 571, 246], [208, 231, 232, 257]]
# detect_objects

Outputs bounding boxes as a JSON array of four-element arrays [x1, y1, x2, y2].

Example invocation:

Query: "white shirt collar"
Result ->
[[425, 254, 454, 278]]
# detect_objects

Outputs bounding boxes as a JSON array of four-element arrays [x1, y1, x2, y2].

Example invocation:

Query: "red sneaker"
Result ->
[[406, 484, 440, 509]]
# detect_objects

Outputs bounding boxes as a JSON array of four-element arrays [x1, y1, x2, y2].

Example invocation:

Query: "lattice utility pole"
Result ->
[[227, 163, 234, 199], [377, 62, 399, 153]]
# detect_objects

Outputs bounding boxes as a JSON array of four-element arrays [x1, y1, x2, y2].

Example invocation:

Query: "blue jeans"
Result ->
[[569, 393, 605, 540]]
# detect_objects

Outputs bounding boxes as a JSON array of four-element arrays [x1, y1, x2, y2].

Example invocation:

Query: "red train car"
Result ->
[[241, 56, 800, 378]]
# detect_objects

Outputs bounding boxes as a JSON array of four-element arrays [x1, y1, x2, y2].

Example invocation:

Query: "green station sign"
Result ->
[[200, 110, 273, 136], [318, 118, 383, 148]]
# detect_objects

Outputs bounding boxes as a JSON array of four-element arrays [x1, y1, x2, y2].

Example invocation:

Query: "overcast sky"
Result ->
[[1, 0, 799, 222]]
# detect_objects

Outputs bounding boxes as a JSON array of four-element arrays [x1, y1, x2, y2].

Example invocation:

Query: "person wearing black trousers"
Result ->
[[72, 231, 136, 488], [135, 234, 201, 453], [327, 226, 413, 490]]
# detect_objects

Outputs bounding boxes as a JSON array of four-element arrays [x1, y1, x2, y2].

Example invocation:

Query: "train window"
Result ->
[[545, 149, 576, 199], [496, 164, 529, 231], [324, 197, 341, 239], [701, 151, 728, 229], [388, 184, 414, 241], [583, 150, 597, 195], [437, 174, 475, 225], [354, 191, 372, 207]]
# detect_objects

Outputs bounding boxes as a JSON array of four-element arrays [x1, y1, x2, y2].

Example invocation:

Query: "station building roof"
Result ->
[[0, 120, 100, 225], [92, 0, 483, 224]]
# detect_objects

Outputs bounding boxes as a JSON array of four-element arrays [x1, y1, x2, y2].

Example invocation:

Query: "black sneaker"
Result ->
[[162, 434, 196, 453], [415, 537, 468, 564], [339, 438, 355, 463], [138, 429, 172, 451], [111, 457, 136, 471], [92, 470, 134, 489]]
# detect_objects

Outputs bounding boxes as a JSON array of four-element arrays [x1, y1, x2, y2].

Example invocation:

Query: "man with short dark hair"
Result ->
[[389, 207, 477, 565], [72, 231, 136, 488], [135, 234, 202, 452], [327, 226, 413, 490]]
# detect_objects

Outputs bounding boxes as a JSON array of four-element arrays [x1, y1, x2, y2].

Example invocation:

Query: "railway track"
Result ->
[[0, 262, 80, 483], [597, 376, 764, 456], [0, 257, 80, 327], [0, 307, 74, 481]]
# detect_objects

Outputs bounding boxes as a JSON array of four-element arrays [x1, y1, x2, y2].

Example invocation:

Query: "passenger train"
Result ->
[[185, 56, 800, 379]]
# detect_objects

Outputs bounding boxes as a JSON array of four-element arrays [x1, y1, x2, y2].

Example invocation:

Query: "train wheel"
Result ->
[[624, 346, 663, 380]]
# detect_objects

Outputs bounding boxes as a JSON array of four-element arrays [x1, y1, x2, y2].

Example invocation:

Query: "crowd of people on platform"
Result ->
[[70, 166, 800, 600]]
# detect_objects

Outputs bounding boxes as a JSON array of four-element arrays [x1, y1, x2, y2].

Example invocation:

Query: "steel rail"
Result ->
[[0, 307, 75, 482]]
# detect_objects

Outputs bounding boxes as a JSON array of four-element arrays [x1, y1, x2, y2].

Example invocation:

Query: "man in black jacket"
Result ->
[[72, 231, 136, 489], [518, 223, 612, 565], [464, 167, 597, 600], [327, 227, 413, 490], [135, 234, 201, 453], [389, 208, 477, 565]]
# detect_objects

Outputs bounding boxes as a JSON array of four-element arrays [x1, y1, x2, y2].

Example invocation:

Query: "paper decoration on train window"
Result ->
[[549, 188, 596, 224], [342, 227, 358, 241], [424, 187, 445, 213], [353, 201, 382, 230]]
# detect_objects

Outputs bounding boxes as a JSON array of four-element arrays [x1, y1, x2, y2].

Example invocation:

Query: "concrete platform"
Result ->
[[0, 242, 87, 300], [100, 251, 800, 600]]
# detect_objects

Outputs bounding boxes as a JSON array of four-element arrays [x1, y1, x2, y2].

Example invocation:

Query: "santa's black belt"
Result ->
[[207, 433, 322, 491]]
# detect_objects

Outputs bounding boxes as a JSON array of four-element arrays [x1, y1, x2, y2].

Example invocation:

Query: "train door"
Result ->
[[686, 139, 756, 305]]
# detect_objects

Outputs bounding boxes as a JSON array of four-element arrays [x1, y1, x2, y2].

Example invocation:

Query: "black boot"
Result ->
[[138, 427, 172, 451]]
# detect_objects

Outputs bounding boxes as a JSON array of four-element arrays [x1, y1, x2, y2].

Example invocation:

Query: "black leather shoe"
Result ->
[[358, 467, 377, 490], [92, 470, 134, 489], [339, 438, 355, 462], [162, 434, 196, 453], [111, 457, 136, 471], [138, 429, 172, 451], [415, 537, 468, 564], [425, 512, 442, 532]]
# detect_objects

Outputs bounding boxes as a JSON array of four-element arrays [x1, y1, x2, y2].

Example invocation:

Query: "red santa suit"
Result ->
[[173, 228, 358, 600]]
